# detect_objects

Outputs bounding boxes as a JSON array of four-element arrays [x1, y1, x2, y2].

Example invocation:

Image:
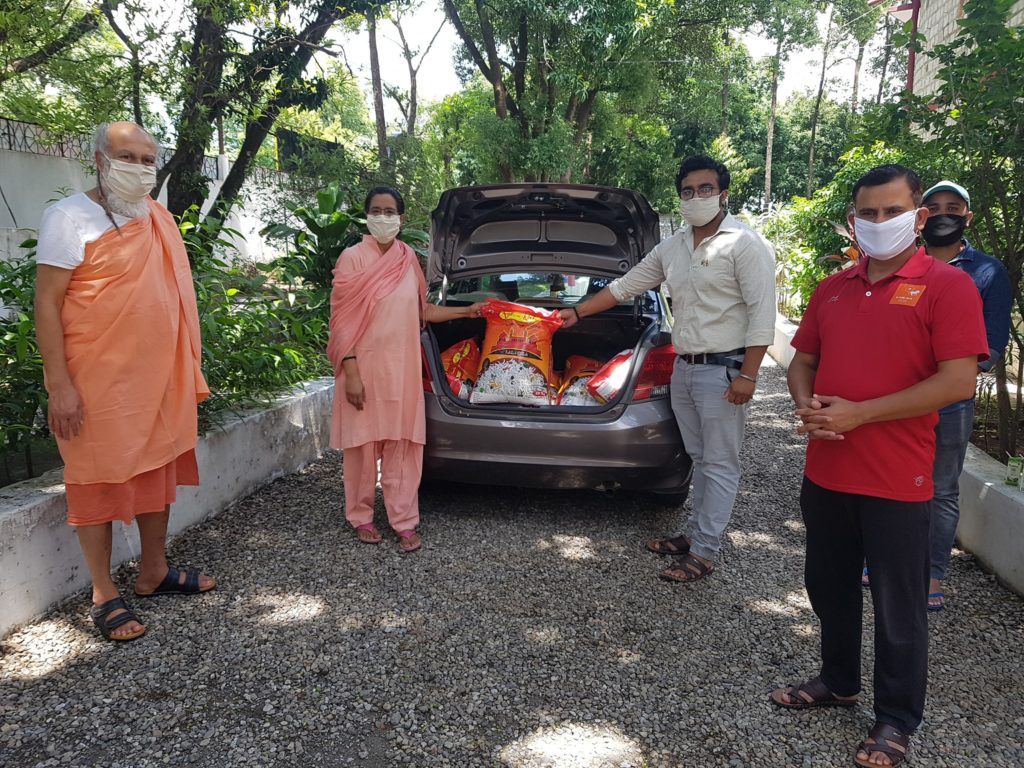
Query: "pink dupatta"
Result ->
[[326, 236, 427, 372]]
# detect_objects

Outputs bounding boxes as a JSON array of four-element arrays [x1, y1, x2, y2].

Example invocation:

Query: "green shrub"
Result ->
[[765, 140, 957, 315]]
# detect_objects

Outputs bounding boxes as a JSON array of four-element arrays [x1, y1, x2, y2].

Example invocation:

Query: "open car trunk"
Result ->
[[425, 309, 662, 411]]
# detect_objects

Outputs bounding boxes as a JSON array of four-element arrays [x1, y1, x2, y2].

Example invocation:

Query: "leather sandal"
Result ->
[[770, 676, 859, 710], [91, 596, 146, 642], [645, 534, 691, 556], [659, 553, 713, 583], [854, 722, 909, 767], [135, 565, 215, 597]]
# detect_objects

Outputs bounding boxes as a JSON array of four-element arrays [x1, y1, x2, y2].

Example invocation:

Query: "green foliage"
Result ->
[[182, 206, 333, 430], [765, 140, 955, 315], [0, 247, 46, 469]]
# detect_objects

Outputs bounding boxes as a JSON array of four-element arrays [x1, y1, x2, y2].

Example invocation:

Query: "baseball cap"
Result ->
[[923, 180, 970, 208]]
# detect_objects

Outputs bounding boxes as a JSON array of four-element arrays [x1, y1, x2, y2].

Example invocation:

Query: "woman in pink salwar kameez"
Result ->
[[327, 187, 480, 552]]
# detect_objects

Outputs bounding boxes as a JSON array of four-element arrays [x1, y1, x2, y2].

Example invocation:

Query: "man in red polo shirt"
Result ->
[[769, 165, 987, 768]]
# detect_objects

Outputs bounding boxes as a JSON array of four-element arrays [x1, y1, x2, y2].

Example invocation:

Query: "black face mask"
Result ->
[[923, 214, 968, 247]]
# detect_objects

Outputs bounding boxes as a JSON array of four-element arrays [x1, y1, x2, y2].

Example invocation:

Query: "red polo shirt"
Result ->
[[792, 248, 988, 501]]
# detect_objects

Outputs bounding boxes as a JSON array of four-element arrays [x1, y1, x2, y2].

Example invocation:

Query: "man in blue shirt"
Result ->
[[921, 180, 1012, 611]]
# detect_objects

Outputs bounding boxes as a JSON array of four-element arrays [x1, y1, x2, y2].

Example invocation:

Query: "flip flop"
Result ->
[[396, 530, 421, 553], [135, 565, 215, 597], [355, 523, 382, 544], [861, 566, 870, 588], [927, 592, 946, 612]]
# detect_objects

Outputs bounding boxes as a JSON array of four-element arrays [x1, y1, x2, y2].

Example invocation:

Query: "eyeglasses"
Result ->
[[368, 207, 399, 216], [680, 184, 719, 200]]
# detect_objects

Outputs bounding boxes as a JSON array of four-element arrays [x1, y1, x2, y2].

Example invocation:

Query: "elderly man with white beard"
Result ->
[[34, 121, 215, 642]]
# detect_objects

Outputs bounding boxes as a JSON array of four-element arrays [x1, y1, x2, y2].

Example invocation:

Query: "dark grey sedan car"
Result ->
[[420, 184, 691, 499]]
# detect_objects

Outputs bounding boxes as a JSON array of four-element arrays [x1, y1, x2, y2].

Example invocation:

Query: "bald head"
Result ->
[[94, 121, 158, 166]]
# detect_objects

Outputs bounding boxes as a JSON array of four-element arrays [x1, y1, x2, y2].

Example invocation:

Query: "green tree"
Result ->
[[756, 0, 818, 209]]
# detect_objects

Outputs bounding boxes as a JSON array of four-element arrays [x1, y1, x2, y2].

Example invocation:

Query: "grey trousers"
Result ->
[[670, 359, 746, 561]]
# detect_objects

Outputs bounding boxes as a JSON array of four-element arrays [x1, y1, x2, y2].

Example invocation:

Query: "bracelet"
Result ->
[[342, 355, 357, 362], [737, 373, 757, 383], [572, 306, 581, 320]]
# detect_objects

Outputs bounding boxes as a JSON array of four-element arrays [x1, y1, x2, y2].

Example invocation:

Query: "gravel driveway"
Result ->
[[2, 360, 1022, 767]]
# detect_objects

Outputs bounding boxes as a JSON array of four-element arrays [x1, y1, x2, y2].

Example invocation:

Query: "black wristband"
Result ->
[[572, 306, 581, 320], [342, 355, 357, 362]]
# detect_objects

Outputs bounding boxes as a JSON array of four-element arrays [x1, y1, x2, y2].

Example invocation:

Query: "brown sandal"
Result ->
[[659, 553, 713, 583], [854, 722, 909, 767], [770, 677, 859, 710], [646, 534, 691, 556]]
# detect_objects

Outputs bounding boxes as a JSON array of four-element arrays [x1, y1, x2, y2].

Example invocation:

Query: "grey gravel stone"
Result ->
[[1, 360, 1022, 767]]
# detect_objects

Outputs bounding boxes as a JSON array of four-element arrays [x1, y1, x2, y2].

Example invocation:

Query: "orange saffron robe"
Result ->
[[55, 202, 209, 525]]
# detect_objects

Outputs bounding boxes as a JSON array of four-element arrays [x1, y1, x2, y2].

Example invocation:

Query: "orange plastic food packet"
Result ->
[[442, 338, 481, 382], [586, 350, 634, 404], [557, 355, 602, 406], [470, 299, 564, 405]]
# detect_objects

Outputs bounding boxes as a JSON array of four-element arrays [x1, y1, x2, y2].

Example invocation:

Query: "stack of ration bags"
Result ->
[[438, 299, 634, 406]]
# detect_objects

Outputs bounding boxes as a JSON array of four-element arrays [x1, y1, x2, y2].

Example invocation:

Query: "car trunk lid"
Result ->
[[427, 184, 661, 284]]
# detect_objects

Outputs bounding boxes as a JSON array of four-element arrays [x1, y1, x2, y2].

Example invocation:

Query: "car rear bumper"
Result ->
[[423, 395, 690, 493]]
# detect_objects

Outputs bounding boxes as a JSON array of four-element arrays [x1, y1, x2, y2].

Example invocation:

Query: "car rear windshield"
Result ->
[[439, 272, 659, 314]]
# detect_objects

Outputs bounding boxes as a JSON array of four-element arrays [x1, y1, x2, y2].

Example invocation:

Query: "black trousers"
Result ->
[[800, 476, 930, 733]]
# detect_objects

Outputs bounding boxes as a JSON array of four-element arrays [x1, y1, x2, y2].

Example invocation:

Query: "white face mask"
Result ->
[[853, 210, 919, 261], [679, 194, 724, 227], [102, 155, 157, 203], [366, 214, 401, 243]]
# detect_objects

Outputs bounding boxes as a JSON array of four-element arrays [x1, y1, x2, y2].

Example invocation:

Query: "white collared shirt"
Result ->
[[609, 213, 776, 354]]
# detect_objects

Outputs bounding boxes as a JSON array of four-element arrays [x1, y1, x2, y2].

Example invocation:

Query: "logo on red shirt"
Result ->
[[891, 284, 927, 306]]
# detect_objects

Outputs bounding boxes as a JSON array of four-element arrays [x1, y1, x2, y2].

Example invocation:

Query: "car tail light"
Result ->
[[631, 344, 675, 401], [421, 347, 435, 393]]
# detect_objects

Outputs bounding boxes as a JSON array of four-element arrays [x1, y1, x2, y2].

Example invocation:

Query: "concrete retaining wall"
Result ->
[[767, 313, 1024, 596], [0, 378, 335, 637]]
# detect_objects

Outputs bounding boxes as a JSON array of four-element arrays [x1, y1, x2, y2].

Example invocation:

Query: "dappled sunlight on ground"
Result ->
[[525, 627, 564, 645], [615, 649, 643, 666], [246, 592, 328, 626], [534, 534, 599, 561], [750, 589, 813, 619], [0, 617, 95, 682], [499, 722, 643, 768]]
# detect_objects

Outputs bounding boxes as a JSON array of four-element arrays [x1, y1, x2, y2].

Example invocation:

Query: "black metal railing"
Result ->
[[0, 116, 222, 180]]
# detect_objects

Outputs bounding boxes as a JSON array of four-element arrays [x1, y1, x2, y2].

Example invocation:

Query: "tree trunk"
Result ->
[[561, 89, 598, 182], [367, 9, 390, 171], [763, 39, 782, 211], [876, 17, 893, 104], [807, 8, 834, 198], [101, 2, 143, 124], [851, 40, 866, 112], [721, 30, 730, 136], [162, 9, 227, 218]]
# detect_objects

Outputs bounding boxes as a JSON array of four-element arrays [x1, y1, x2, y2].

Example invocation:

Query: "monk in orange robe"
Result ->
[[35, 122, 214, 642], [327, 186, 480, 552]]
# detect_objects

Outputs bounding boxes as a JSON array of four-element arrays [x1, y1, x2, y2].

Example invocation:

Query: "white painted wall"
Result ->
[[0, 378, 335, 638], [0, 148, 288, 265]]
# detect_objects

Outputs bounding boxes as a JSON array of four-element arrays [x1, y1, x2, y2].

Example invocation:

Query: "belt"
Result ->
[[678, 348, 745, 370]]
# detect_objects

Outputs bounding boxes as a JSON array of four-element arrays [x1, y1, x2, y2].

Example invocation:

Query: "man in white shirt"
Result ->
[[559, 155, 776, 582]]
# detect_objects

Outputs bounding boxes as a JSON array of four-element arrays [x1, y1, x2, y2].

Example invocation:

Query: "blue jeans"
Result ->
[[929, 398, 974, 581], [670, 360, 746, 561]]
